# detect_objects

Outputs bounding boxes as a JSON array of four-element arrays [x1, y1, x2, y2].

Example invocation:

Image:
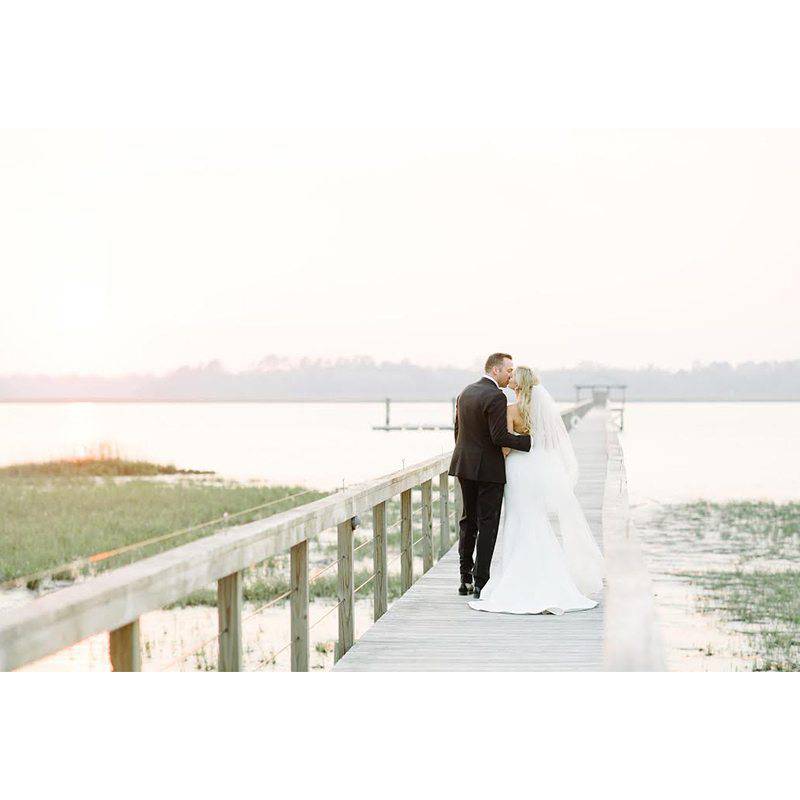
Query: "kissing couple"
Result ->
[[449, 352, 604, 615]]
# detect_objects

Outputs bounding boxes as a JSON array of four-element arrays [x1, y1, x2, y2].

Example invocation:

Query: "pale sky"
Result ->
[[1, 128, 798, 375], [2, 2, 800, 376]]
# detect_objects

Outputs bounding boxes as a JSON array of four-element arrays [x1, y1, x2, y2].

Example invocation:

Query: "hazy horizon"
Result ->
[[2, 354, 798, 380], [3, 357, 797, 402], [2, 129, 798, 377]]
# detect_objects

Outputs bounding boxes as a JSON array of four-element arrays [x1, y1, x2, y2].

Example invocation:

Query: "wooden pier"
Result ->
[[0, 398, 663, 672], [335, 408, 608, 670]]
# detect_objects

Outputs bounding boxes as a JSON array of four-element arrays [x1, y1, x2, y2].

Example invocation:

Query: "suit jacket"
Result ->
[[448, 377, 532, 484]]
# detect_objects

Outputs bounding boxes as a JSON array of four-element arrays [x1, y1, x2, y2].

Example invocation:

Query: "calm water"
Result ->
[[1, 400, 797, 500], [0, 401, 457, 489], [619, 401, 799, 504]]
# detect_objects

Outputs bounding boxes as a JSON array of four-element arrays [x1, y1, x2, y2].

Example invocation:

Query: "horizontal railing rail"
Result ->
[[602, 423, 666, 670], [0, 401, 593, 672]]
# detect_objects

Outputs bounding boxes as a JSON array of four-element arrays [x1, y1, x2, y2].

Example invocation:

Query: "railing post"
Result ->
[[438, 472, 450, 557], [336, 519, 355, 662], [400, 489, 413, 592], [372, 501, 388, 621], [217, 570, 243, 671], [109, 619, 141, 672], [421, 480, 433, 573], [290, 540, 309, 672]]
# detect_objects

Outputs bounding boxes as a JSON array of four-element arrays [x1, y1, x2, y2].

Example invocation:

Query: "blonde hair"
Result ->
[[513, 366, 540, 435]]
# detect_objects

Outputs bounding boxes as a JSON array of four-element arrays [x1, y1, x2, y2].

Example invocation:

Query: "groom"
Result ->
[[449, 353, 532, 598]]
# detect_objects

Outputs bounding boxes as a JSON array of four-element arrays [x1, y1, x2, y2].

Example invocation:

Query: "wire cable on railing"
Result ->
[[384, 550, 404, 569], [352, 537, 374, 554], [309, 556, 340, 583], [251, 597, 347, 670], [160, 521, 343, 671], [161, 585, 294, 672], [162, 536, 441, 672], [165, 502, 455, 669], [163, 568, 342, 672], [2, 486, 324, 592], [309, 599, 343, 632], [161, 555, 339, 672], [354, 573, 375, 593], [161, 630, 221, 672], [144, 475, 453, 671], [241, 588, 293, 626], [254, 638, 294, 671]]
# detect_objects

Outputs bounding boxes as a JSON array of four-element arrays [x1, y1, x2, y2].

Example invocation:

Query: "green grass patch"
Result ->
[[651, 501, 800, 561], [0, 475, 327, 583]]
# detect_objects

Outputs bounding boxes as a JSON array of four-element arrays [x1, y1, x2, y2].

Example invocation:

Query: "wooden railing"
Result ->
[[602, 424, 666, 670], [0, 400, 595, 673]]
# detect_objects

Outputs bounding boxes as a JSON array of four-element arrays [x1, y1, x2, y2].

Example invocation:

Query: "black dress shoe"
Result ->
[[473, 587, 481, 600], [458, 582, 474, 596]]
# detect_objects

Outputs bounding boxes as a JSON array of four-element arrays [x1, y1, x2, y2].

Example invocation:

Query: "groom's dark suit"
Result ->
[[448, 377, 532, 589]]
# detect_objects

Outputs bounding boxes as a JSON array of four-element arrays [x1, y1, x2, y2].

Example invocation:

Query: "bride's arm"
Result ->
[[487, 394, 531, 453], [502, 404, 517, 456]]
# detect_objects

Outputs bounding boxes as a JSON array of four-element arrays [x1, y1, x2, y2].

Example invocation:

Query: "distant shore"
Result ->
[[3, 357, 798, 403]]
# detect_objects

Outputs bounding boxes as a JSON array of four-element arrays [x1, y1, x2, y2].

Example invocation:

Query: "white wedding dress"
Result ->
[[468, 384, 604, 615]]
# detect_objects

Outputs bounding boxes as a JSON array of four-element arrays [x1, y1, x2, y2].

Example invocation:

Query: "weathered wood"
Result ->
[[290, 540, 309, 672], [335, 410, 611, 671], [335, 519, 355, 662], [109, 619, 141, 672], [372, 501, 388, 621], [421, 480, 434, 573], [217, 570, 242, 671], [438, 472, 450, 557], [400, 489, 413, 592], [603, 427, 665, 670], [0, 451, 450, 671]]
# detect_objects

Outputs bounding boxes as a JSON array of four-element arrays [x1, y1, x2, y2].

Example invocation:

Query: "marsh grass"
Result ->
[[3, 458, 445, 629], [651, 501, 800, 561], [0, 469, 327, 583], [168, 570, 406, 608], [682, 570, 800, 670], [651, 500, 800, 671], [0, 457, 213, 478]]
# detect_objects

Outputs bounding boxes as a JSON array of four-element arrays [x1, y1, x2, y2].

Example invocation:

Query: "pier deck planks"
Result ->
[[334, 409, 608, 671]]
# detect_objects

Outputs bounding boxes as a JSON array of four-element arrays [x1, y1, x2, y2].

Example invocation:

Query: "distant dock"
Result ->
[[372, 398, 456, 431], [372, 388, 618, 432]]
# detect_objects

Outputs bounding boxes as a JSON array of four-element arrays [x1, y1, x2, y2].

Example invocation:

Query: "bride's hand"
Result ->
[[502, 447, 511, 457]]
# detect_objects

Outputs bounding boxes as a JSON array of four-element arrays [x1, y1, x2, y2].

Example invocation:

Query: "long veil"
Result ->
[[529, 383, 605, 595], [531, 383, 579, 487]]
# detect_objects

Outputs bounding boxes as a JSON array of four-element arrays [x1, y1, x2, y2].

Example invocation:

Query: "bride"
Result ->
[[468, 366, 604, 615]]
